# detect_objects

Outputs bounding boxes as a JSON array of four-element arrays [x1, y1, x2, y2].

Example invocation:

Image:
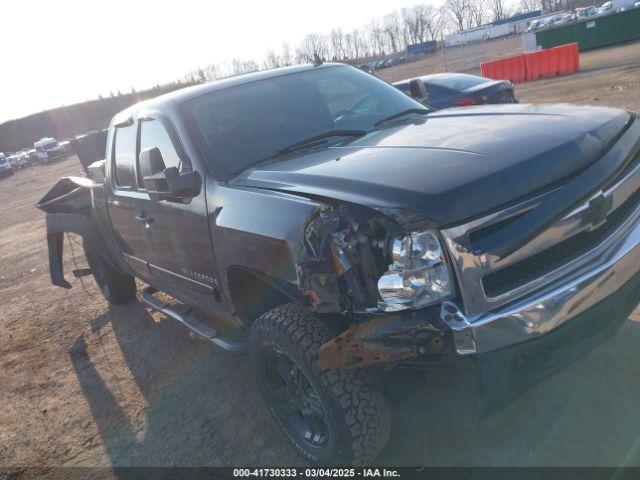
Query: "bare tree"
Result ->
[[230, 58, 258, 75], [445, 0, 472, 32], [400, 5, 443, 46], [345, 29, 365, 59], [366, 20, 385, 55], [330, 29, 346, 60], [203, 64, 221, 81], [425, 7, 447, 41], [383, 12, 403, 53], [519, 0, 540, 10], [469, 0, 489, 27], [539, 0, 564, 11], [263, 50, 283, 70], [400, 7, 420, 44], [490, 0, 511, 20], [281, 43, 292, 66], [298, 33, 329, 62]]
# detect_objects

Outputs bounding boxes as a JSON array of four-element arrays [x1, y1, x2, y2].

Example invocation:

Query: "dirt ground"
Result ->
[[3, 40, 640, 473]]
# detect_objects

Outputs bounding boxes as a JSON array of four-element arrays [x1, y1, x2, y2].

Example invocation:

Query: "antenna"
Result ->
[[312, 53, 324, 66]]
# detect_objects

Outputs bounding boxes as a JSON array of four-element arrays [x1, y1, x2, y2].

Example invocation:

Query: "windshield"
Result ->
[[425, 74, 488, 91], [184, 66, 422, 175]]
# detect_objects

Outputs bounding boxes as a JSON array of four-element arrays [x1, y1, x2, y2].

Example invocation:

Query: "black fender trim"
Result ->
[[44, 213, 116, 289]]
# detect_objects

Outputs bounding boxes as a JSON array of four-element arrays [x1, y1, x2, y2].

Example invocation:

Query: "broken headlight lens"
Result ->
[[377, 230, 452, 312]]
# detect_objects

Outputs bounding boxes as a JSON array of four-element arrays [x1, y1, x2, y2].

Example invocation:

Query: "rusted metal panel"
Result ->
[[318, 314, 448, 369]]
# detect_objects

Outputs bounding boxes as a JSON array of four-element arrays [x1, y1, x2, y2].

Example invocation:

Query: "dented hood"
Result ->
[[234, 104, 631, 226]]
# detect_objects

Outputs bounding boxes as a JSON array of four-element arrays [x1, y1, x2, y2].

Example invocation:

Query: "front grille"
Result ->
[[483, 187, 640, 298]]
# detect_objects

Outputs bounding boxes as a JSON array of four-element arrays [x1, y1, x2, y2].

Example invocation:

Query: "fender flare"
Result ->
[[44, 213, 119, 289]]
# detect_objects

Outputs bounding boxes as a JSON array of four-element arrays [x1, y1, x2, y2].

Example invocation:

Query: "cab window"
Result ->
[[138, 119, 182, 172], [112, 124, 137, 188]]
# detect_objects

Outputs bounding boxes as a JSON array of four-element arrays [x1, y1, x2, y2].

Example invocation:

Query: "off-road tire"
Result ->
[[249, 302, 392, 465], [83, 242, 136, 305]]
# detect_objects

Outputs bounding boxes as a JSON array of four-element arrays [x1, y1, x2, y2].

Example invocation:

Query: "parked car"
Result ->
[[37, 62, 640, 465], [7, 152, 28, 169], [393, 73, 517, 109], [34, 137, 65, 163], [526, 17, 549, 31], [600, 1, 615, 13], [22, 149, 38, 166], [599, 0, 636, 12], [0, 153, 14, 177], [575, 5, 600, 19], [549, 13, 575, 25]]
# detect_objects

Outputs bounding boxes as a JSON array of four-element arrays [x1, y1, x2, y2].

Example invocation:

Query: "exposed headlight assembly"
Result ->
[[378, 230, 452, 312]]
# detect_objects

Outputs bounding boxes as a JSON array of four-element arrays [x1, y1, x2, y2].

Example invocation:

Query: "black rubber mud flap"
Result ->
[[47, 231, 71, 289]]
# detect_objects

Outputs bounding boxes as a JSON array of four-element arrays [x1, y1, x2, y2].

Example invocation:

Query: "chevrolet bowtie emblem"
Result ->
[[581, 191, 613, 230]]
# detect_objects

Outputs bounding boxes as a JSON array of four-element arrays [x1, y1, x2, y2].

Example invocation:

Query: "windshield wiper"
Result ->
[[275, 130, 367, 156], [374, 108, 430, 127]]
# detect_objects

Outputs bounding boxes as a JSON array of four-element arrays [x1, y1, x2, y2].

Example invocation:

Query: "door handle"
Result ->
[[134, 212, 154, 228]]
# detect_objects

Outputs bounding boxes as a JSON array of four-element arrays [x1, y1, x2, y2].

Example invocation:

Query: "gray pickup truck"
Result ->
[[37, 62, 640, 465]]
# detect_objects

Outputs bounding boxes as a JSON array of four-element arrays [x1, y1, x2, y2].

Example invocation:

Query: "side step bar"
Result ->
[[140, 286, 248, 353]]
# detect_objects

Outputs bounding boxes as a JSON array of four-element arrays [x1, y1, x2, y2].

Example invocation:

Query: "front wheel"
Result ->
[[249, 302, 391, 465]]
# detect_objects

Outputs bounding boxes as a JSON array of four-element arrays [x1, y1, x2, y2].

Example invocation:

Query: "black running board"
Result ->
[[140, 286, 248, 353]]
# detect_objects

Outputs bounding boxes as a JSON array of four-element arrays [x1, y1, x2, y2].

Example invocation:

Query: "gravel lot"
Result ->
[[2, 41, 640, 474]]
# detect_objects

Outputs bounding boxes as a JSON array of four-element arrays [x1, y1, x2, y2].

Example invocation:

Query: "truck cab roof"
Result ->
[[112, 63, 345, 124]]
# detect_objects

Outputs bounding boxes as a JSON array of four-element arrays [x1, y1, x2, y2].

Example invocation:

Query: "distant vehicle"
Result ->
[[600, 0, 637, 12], [526, 18, 549, 31], [549, 13, 575, 25], [22, 149, 38, 165], [600, 1, 615, 13], [393, 73, 517, 109], [375, 59, 388, 69], [575, 6, 600, 19], [7, 152, 28, 169], [0, 153, 14, 177], [34, 137, 65, 163]]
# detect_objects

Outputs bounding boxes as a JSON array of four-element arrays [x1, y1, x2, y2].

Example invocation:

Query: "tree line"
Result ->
[[183, 0, 543, 82]]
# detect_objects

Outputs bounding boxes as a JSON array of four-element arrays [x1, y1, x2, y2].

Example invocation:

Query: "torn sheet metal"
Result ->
[[318, 313, 449, 369]]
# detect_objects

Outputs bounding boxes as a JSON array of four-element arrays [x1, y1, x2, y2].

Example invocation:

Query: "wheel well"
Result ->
[[227, 267, 297, 327]]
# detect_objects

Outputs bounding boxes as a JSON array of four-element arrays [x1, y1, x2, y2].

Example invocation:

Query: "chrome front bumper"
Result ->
[[444, 199, 640, 355]]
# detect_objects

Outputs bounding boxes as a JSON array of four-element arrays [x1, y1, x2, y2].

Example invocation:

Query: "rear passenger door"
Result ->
[[106, 120, 156, 280]]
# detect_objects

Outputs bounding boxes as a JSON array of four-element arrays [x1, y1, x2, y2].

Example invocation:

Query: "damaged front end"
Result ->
[[297, 202, 458, 369]]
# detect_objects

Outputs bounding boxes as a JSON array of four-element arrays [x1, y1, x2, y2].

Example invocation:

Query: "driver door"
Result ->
[[136, 114, 227, 317]]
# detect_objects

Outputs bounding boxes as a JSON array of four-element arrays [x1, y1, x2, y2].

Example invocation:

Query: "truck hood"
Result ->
[[233, 104, 631, 226]]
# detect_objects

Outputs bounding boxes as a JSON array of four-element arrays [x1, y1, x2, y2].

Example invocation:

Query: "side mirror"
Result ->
[[139, 147, 165, 179], [139, 147, 197, 201], [409, 79, 428, 103]]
